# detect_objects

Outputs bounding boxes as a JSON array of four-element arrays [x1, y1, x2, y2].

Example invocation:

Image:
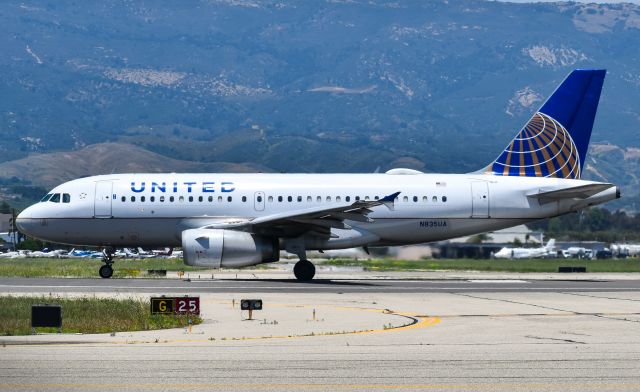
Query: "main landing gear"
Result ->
[[293, 259, 315, 282], [99, 247, 115, 279]]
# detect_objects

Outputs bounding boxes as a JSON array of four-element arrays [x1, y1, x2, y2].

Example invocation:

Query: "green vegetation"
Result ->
[[529, 208, 640, 242], [322, 258, 640, 273], [0, 295, 202, 336], [0, 258, 204, 278]]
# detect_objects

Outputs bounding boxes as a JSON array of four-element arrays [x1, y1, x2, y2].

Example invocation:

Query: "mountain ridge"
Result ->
[[1, 0, 638, 208]]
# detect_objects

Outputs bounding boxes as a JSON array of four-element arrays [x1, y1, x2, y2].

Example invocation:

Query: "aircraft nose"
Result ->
[[16, 207, 35, 236]]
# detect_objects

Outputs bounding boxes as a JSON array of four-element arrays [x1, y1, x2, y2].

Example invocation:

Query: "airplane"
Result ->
[[16, 69, 620, 281], [562, 246, 593, 259], [493, 239, 556, 259], [29, 249, 69, 258], [0, 250, 30, 259], [611, 244, 640, 258]]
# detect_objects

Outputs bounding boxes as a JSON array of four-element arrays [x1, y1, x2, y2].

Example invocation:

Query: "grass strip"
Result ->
[[0, 258, 204, 278], [0, 295, 202, 336], [321, 258, 640, 273]]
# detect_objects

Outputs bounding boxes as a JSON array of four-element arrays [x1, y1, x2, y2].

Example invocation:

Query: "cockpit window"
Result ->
[[62, 193, 71, 203], [40, 194, 53, 202], [49, 193, 61, 203]]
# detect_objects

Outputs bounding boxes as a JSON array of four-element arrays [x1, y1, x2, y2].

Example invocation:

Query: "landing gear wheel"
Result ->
[[99, 264, 113, 279], [294, 260, 315, 282]]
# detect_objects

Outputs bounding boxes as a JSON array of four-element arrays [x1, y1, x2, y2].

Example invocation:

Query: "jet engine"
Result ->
[[182, 229, 279, 268]]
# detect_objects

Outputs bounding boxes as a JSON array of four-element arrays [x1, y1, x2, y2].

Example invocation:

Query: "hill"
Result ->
[[0, 0, 639, 208], [0, 143, 267, 189]]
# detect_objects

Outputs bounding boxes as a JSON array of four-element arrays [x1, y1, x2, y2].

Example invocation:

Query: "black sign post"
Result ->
[[31, 304, 62, 334], [241, 299, 262, 320]]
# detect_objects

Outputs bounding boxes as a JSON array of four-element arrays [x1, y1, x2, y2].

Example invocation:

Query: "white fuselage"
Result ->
[[17, 172, 618, 251]]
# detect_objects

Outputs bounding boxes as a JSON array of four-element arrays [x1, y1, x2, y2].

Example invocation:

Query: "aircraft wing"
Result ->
[[202, 191, 400, 237], [527, 183, 615, 205]]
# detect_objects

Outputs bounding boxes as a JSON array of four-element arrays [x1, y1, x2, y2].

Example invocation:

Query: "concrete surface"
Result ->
[[1, 275, 640, 391]]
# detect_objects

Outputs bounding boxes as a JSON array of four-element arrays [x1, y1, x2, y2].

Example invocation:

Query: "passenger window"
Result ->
[[288, 196, 292, 202], [413, 196, 418, 202], [365, 196, 370, 201], [49, 193, 61, 203], [160, 196, 165, 202], [374, 196, 379, 200], [242, 196, 247, 202], [178, 196, 184, 202], [355, 196, 360, 201], [198, 196, 203, 202], [336, 196, 341, 202], [141, 196, 146, 202], [432, 196, 438, 202], [208, 196, 213, 202], [403, 196, 408, 202], [297, 196, 302, 202], [170, 196, 175, 202], [40, 194, 53, 202], [268, 196, 273, 203], [442, 196, 447, 202], [218, 196, 223, 202], [317, 196, 321, 202], [188, 196, 193, 202], [257, 195, 263, 202], [150, 196, 155, 202], [227, 196, 232, 202], [346, 196, 351, 202], [423, 196, 428, 202], [121, 196, 126, 202], [307, 196, 312, 202], [326, 196, 331, 202], [130, 196, 135, 202]]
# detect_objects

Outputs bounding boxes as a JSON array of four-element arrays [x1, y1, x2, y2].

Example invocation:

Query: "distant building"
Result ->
[[449, 225, 543, 245], [434, 225, 544, 259]]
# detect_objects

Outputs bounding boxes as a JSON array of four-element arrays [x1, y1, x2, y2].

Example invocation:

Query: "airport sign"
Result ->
[[150, 296, 200, 315]]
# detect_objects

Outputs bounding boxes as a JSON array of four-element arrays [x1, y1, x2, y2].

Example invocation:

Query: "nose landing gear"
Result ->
[[99, 247, 115, 279], [99, 264, 113, 279]]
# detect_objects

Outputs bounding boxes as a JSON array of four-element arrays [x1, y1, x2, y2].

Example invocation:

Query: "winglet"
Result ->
[[381, 191, 401, 210]]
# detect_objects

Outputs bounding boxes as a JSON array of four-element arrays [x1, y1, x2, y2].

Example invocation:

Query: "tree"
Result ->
[[0, 201, 11, 214], [467, 233, 492, 244]]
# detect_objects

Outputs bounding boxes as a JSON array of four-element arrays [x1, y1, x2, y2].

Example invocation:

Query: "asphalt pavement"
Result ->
[[2, 272, 640, 391]]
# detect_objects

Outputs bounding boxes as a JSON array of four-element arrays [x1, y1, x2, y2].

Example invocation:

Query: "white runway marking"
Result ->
[[467, 280, 529, 283], [2, 284, 640, 292]]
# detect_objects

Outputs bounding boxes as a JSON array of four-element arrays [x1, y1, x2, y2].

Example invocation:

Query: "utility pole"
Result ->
[[9, 208, 17, 250]]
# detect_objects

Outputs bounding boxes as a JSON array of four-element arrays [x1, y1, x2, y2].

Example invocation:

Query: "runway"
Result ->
[[2, 276, 640, 293], [2, 275, 640, 391]]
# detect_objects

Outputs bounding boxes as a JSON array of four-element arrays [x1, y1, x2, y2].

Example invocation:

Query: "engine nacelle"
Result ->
[[182, 229, 279, 268]]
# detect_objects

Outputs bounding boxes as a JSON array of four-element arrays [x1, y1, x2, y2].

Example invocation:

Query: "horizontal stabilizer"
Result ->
[[527, 183, 615, 205]]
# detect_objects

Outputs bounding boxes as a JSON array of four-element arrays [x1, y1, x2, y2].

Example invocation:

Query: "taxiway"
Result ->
[[2, 273, 640, 391]]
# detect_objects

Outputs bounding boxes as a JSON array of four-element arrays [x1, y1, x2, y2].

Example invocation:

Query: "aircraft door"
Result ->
[[471, 181, 489, 218], [254, 191, 265, 212], [94, 181, 113, 218]]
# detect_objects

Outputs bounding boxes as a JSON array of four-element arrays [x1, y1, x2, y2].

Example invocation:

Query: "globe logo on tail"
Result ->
[[490, 112, 580, 179]]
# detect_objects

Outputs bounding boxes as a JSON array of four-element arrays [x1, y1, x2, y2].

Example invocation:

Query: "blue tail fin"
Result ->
[[487, 69, 606, 179]]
